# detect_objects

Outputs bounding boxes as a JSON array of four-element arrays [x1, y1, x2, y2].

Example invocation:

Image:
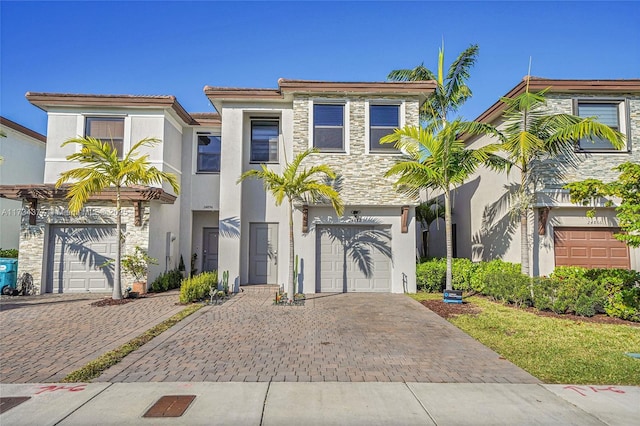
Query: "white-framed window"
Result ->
[[313, 103, 346, 152], [369, 104, 401, 153], [250, 119, 279, 163], [196, 132, 221, 173], [85, 117, 125, 158], [574, 99, 629, 152]]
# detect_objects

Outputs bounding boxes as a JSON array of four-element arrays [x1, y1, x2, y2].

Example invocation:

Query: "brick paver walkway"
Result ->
[[0, 291, 183, 383], [98, 286, 539, 384]]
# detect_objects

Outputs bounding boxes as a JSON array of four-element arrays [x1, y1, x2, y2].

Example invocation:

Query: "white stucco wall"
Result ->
[[0, 122, 46, 249]]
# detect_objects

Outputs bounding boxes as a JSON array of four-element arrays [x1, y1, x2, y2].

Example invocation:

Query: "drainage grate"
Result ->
[[143, 395, 196, 418], [0, 397, 31, 414]]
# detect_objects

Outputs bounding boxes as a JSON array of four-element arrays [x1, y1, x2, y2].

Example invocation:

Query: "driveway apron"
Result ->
[[97, 286, 539, 383], [0, 291, 184, 383]]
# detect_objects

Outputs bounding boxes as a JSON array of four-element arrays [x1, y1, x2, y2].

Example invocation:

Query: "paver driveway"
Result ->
[[98, 286, 539, 383], [0, 291, 184, 383]]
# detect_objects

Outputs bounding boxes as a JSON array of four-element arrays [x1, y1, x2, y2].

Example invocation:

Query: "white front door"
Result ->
[[249, 223, 278, 284]]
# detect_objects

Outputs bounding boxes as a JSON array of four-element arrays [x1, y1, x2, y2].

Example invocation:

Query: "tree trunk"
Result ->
[[444, 189, 453, 291], [520, 167, 530, 277], [113, 188, 122, 300], [288, 199, 295, 302], [520, 211, 530, 276]]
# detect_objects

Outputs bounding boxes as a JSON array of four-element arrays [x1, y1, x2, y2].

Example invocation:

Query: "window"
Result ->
[[197, 133, 221, 173], [370, 104, 400, 152], [575, 100, 627, 151], [314, 104, 344, 151], [251, 120, 279, 163], [85, 117, 124, 158]]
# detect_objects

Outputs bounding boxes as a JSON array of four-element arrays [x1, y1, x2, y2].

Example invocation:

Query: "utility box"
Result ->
[[0, 258, 18, 295]]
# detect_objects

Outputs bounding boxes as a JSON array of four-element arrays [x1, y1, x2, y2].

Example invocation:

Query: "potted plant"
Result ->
[[121, 246, 157, 295]]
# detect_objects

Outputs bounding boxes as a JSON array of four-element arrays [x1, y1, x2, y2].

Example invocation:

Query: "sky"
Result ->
[[1, 1, 639, 135]]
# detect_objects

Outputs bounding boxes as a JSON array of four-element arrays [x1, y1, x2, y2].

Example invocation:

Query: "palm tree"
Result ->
[[238, 148, 343, 301], [388, 43, 479, 129], [415, 199, 445, 258], [55, 137, 180, 299], [498, 85, 625, 275], [383, 120, 508, 291]]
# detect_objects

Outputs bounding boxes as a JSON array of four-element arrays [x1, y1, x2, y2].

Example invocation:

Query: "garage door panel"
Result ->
[[48, 225, 117, 293], [317, 225, 392, 292], [554, 227, 630, 270]]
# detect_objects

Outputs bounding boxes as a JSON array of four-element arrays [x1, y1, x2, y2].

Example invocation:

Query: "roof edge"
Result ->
[[25, 92, 196, 125], [475, 77, 640, 124], [0, 116, 46, 143]]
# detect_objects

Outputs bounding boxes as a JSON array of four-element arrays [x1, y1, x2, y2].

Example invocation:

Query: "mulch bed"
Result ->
[[422, 296, 639, 327], [420, 299, 482, 319], [90, 297, 137, 307]]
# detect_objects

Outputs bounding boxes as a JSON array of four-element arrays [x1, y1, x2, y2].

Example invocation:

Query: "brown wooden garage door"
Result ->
[[554, 227, 630, 269]]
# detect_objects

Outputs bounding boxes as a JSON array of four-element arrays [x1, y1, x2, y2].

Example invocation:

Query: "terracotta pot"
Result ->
[[132, 281, 147, 294]]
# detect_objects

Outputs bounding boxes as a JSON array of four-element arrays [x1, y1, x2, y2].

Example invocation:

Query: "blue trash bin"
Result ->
[[0, 258, 18, 295]]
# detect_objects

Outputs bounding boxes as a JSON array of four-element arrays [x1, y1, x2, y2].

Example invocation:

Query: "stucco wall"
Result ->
[[0, 123, 46, 249]]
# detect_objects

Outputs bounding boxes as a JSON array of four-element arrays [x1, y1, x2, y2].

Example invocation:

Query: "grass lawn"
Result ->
[[410, 293, 640, 385]]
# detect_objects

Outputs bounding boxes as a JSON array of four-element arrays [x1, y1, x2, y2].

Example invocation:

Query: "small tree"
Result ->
[[55, 137, 179, 299], [238, 148, 343, 301], [497, 85, 625, 275], [382, 120, 508, 291], [565, 162, 640, 247]]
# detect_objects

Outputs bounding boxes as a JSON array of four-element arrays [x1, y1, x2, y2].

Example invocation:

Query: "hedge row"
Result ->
[[417, 258, 640, 321]]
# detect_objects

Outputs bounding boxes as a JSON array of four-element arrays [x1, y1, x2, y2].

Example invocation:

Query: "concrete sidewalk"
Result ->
[[1, 382, 638, 425]]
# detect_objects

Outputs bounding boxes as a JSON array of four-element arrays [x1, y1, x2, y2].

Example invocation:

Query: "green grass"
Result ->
[[62, 303, 204, 383], [410, 293, 640, 385]]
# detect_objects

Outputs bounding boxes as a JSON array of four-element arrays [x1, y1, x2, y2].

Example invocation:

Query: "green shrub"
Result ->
[[416, 259, 446, 292], [150, 269, 183, 292], [605, 288, 640, 322], [480, 260, 530, 307], [0, 248, 18, 258], [180, 271, 217, 303], [451, 258, 478, 291]]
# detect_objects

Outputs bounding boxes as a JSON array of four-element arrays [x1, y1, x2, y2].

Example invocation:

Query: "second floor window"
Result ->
[[576, 101, 627, 151], [85, 117, 124, 158], [251, 120, 279, 163], [370, 104, 400, 152], [314, 104, 344, 152], [197, 133, 221, 173]]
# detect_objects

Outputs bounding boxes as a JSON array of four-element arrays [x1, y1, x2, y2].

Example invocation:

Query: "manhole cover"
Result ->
[[143, 395, 196, 418], [0, 397, 31, 414]]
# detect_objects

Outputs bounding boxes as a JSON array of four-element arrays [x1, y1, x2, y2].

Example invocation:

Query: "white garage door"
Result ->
[[47, 225, 118, 293], [316, 225, 392, 292]]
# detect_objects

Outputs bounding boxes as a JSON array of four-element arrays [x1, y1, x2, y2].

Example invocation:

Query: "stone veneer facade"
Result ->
[[292, 95, 421, 206], [533, 94, 639, 189], [17, 199, 151, 294]]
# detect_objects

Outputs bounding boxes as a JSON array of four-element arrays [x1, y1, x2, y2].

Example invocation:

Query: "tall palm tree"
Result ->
[[382, 120, 508, 291], [388, 43, 479, 129], [55, 137, 180, 299], [238, 148, 343, 301], [415, 199, 445, 258], [498, 85, 625, 275]]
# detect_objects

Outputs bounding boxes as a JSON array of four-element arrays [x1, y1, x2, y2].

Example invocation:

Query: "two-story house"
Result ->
[[430, 78, 640, 275], [0, 79, 433, 294], [0, 116, 46, 250]]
